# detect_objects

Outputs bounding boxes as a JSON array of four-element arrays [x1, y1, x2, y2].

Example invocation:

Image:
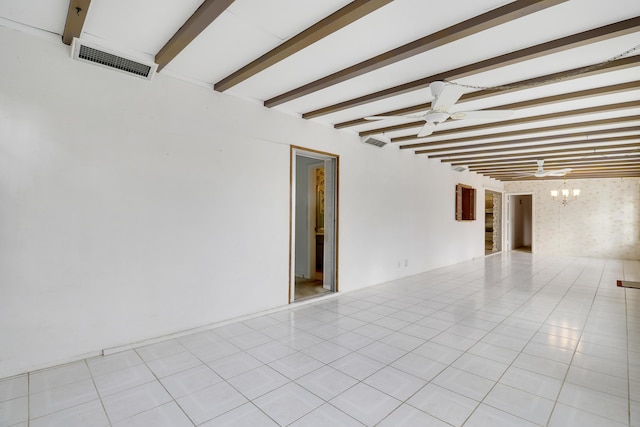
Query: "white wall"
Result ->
[[505, 178, 640, 259], [0, 27, 502, 377]]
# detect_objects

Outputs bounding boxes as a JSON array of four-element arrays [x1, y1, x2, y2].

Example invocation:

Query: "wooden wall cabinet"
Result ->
[[456, 184, 476, 221]]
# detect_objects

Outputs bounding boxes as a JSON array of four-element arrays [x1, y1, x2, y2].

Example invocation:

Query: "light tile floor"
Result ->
[[1, 252, 639, 426]]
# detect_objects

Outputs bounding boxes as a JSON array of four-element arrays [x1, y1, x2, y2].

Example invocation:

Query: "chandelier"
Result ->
[[550, 180, 580, 206]]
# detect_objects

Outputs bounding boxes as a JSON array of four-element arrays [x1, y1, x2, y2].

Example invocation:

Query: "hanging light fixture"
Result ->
[[550, 180, 580, 206]]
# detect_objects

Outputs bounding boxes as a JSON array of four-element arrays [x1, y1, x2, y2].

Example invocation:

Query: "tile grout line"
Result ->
[[172, 323, 288, 425], [373, 257, 522, 425], [132, 343, 198, 426], [25, 361, 107, 426], [9, 254, 633, 426], [27, 371, 30, 427], [84, 358, 113, 427], [426, 256, 583, 424], [542, 258, 608, 427], [221, 276, 445, 425], [439, 255, 580, 426], [625, 282, 631, 427], [369, 254, 570, 425]]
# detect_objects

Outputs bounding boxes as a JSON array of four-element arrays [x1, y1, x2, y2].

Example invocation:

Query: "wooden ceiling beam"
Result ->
[[398, 116, 640, 151], [215, 0, 392, 92], [471, 158, 640, 170], [155, 0, 235, 72], [483, 81, 638, 111], [361, 108, 629, 141], [471, 158, 640, 171], [303, 15, 640, 117], [336, 103, 432, 129], [496, 167, 640, 178], [501, 172, 640, 180], [62, 0, 91, 45], [505, 168, 640, 175], [390, 88, 640, 142], [389, 82, 640, 143], [388, 100, 640, 145], [482, 169, 640, 179], [426, 135, 640, 158], [501, 174, 640, 181], [484, 164, 640, 175], [561, 167, 640, 173], [359, 120, 430, 137], [264, 0, 567, 108], [452, 149, 640, 166], [485, 171, 638, 179], [411, 125, 640, 155], [437, 143, 640, 162], [333, 55, 640, 127]]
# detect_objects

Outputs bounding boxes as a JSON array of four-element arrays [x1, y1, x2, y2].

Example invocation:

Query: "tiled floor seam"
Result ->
[[625, 285, 632, 427], [541, 259, 613, 426], [24, 362, 105, 426], [132, 346, 205, 426], [7, 254, 637, 426], [84, 358, 114, 427], [456, 257, 594, 426], [178, 338, 297, 426], [243, 311, 421, 424], [345, 257, 574, 426], [27, 371, 30, 427]]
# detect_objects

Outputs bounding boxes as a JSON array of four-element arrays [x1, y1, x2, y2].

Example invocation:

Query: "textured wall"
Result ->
[[504, 178, 640, 260]]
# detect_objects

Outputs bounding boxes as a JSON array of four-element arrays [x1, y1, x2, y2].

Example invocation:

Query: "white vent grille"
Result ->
[[71, 39, 157, 81], [362, 136, 389, 147]]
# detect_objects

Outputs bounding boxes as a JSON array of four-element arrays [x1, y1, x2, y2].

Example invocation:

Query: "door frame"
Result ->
[[290, 146, 339, 303], [483, 187, 504, 256], [505, 192, 534, 253]]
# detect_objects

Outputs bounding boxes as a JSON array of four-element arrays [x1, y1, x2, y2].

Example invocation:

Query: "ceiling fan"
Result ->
[[365, 81, 513, 137], [518, 160, 573, 178]]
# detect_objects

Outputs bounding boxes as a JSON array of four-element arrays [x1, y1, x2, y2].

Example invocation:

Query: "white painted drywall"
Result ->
[[0, 27, 502, 377]]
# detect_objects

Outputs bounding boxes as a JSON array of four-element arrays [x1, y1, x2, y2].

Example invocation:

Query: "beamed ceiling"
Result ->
[[1, 0, 639, 181]]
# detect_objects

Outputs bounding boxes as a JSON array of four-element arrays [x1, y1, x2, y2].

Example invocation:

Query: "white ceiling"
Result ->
[[1, 0, 638, 180]]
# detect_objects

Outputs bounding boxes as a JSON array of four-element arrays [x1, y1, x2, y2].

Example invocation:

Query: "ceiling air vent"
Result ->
[[71, 38, 157, 81], [361, 135, 390, 148]]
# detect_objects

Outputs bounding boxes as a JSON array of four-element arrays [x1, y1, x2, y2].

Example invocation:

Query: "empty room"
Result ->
[[1, 0, 639, 426]]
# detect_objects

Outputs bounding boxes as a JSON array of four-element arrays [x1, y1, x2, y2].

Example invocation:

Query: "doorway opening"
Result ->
[[506, 193, 533, 253], [290, 147, 338, 303], [484, 190, 502, 255]]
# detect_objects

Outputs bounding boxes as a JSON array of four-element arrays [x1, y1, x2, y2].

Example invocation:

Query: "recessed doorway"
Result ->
[[290, 147, 338, 302], [506, 193, 533, 253], [484, 190, 503, 255]]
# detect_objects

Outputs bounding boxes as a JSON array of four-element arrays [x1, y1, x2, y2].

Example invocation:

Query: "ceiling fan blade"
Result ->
[[450, 110, 514, 121], [417, 122, 435, 137], [432, 83, 464, 110]]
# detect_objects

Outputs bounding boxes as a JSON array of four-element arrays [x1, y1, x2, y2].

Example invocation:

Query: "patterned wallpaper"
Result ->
[[504, 178, 640, 260]]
